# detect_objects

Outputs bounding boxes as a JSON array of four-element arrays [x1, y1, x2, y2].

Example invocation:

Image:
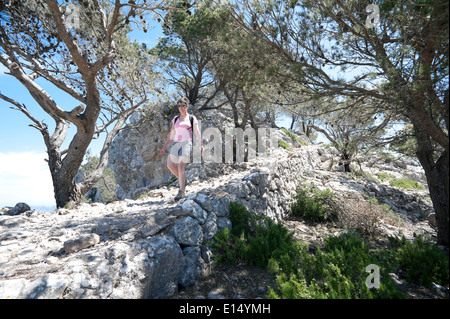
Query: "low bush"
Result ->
[[211, 202, 296, 268], [212, 203, 447, 299], [278, 139, 291, 150], [290, 186, 334, 222], [388, 235, 449, 288], [389, 178, 424, 190], [281, 128, 298, 142], [333, 193, 403, 237], [377, 172, 394, 181], [269, 233, 404, 299], [376, 172, 424, 190]]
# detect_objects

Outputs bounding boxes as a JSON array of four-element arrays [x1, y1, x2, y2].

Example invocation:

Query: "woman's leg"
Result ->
[[167, 154, 179, 178], [177, 159, 187, 191], [177, 141, 191, 191]]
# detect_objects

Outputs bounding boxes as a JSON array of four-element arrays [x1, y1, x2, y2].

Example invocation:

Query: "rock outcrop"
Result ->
[[2, 202, 32, 216], [108, 109, 172, 200], [108, 106, 296, 200], [0, 141, 435, 299]]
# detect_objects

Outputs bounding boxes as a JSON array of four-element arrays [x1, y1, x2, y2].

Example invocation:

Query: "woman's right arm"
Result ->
[[160, 122, 175, 155]]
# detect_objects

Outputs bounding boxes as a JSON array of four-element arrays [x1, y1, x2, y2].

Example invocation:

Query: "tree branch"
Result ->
[[0, 52, 83, 125], [44, 0, 90, 76], [0, 91, 47, 132]]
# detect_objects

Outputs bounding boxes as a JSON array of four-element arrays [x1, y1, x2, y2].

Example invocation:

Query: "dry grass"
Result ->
[[328, 192, 409, 237]]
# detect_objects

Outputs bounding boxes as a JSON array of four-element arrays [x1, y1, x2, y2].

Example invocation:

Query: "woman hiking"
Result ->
[[159, 97, 203, 200]]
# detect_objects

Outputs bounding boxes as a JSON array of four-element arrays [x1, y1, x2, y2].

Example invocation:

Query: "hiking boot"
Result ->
[[174, 189, 186, 201]]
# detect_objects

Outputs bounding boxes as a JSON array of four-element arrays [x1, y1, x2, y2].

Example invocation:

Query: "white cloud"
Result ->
[[0, 151, 55, 208]]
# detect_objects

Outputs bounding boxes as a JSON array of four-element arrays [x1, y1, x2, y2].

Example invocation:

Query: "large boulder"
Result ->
[[5, 202, 31, 216], [109, 110, 172, 199]]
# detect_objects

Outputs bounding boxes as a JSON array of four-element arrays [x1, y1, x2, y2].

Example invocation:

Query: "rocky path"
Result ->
[[0, 150, 271, 298]]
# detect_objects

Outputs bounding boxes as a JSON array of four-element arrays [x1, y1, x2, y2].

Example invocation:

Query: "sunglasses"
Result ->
[[178, 103, 187, 108]]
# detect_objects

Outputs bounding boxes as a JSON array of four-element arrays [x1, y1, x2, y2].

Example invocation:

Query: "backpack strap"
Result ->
[[189, 115, 194, 131]]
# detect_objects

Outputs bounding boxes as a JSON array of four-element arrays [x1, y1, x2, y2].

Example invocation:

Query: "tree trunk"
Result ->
[[47, 118, 97, 208], [53, 176, 83, 208], [46, 142, 83, 208], [416, 134, 449, 246], [188, 71, 201, 105], [408, 72, 449, 246], [340, 152, 351, 173], [240, 99, 251, 130], [428, 152, 449, 247], [290, 114, 297, 130], [48, 142, 88, 208]]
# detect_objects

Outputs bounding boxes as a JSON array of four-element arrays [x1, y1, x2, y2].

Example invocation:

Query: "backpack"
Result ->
[[174, 115, 194, 131]]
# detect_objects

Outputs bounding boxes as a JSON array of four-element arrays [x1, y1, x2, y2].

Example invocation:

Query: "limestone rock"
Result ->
[[179, 199, 207, 224], [108, 112, 172, 199], [180, 246, 205, 287], [0, 275, 70, 299], [143, 236, 185, 298], [64, 233, 101, 254], [6, 202, 31, 216], [172, 216, 204, 246]]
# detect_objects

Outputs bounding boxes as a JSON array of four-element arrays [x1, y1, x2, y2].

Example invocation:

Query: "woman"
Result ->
[[159, 97, 203, 200]]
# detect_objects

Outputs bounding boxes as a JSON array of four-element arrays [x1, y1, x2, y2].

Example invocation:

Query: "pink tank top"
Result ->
[[172, 115, 197, 142]]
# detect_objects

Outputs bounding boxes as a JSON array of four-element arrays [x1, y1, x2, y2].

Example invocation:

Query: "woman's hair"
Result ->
[[177, 97, 190, 104]]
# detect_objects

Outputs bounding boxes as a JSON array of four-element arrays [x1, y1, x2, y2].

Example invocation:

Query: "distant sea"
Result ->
[[33, 205, 56, 212]]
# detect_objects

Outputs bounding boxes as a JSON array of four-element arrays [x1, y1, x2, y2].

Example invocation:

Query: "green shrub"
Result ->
[[376, 173, 424, 190], [270, 233, 448, 299], [290, 186, 334, 222], [377, 172, 394, 181], [389, 178, 424, 190], [209, 227, 237, 265], [278, 139, 291, 150], [281, 128, 301, 143], [211, 202, 296, 268], [213, 205, 447, 299], [269, 233, 404, 299], [389, 235, 449, 288], [324, 233, 373, 279]]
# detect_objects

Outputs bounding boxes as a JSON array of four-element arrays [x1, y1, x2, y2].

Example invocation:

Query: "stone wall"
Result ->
[[224, 149, 321, 221]]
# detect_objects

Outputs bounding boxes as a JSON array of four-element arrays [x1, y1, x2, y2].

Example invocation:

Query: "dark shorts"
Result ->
[[169, 141, 192, 158]]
